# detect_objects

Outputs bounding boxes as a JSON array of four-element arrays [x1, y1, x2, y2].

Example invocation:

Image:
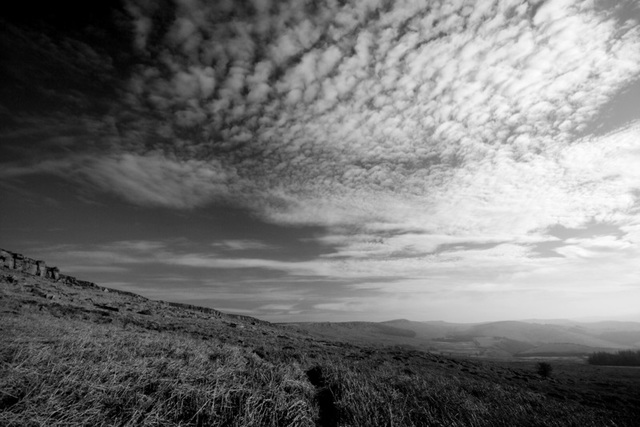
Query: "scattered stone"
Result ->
[[3, 275, 18, 284], [93, 303, 119, 312], [30, 288, 48, 298]]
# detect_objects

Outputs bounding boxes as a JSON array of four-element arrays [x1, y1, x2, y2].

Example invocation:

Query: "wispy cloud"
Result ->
[[0, 153, 239, 209], [87, 154, 239, 209], [33, 240, 332, 277], [211, 239, 276, 251]]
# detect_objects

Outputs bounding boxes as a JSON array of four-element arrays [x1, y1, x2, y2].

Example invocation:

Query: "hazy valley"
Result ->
[[287, 317, 640, 359]]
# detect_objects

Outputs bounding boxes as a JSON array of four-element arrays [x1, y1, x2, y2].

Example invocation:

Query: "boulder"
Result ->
[[36, 261, 47, 277], [47, 267, 60, 280], [24, 259, 38, 275]]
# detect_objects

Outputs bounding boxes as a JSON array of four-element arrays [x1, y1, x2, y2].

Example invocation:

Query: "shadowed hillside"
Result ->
[[2, 251, 640, 426]]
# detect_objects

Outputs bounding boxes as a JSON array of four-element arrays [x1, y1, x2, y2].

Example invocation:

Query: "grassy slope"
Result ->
[[2, 269, 640, 426]]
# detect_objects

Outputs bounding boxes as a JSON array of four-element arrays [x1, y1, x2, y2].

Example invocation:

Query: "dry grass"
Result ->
[[0, 312, 625, 427], [318, 359, 619, 427], [1, 314, 316, 427]]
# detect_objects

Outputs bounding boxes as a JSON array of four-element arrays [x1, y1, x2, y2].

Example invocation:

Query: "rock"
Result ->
[[46, 267, 60, 281], [13, 253, 24, 271], [2, 274, 18, 284], [24, 259, 38, 275], [36, 261, 47, 277], [0, 249, 14, 269], [94, 303, 119, 312]]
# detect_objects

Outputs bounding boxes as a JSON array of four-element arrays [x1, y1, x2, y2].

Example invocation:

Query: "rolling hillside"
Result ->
[[3, 259, 640, 426]]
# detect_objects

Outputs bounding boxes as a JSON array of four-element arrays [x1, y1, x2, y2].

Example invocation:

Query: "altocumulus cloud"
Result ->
[[115, 0, 640, 229], [4, 0, 640, 319]]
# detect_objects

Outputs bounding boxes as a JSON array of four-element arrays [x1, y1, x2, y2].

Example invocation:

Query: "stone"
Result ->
[[2, 274, 18, 284], [47, 267, 60, 280], [25, 259, 38, 275], [36, 261, 47, 277], [0, 249, 14, 269], [13, 254, 24, 271]]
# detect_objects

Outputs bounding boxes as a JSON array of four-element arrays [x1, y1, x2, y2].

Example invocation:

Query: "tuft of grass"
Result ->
[[536, 362, 553, 378]]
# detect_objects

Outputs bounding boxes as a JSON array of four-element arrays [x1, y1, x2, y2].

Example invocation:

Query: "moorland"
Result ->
[[2, 259, 640, 426]]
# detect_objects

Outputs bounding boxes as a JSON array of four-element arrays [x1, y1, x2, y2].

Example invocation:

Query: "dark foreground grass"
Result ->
[[321, 362, 615, 427], [1, 311, 627, 427], [1, 314, 316, 427]]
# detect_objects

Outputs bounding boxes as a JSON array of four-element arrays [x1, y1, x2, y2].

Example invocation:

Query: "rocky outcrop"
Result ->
[[1, 249, 51, 277], [1, 248, 148, 301], [1, 248, 88, 286]]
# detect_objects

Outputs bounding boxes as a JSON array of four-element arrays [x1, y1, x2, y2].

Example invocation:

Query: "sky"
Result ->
[[2, 0, 640, 323]]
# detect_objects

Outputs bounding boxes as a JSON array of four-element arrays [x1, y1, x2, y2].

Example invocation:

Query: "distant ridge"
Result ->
[[292, 317, 639, 358]]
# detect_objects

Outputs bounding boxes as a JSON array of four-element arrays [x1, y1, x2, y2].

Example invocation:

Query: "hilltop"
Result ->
[[2, 249, 640, 426]]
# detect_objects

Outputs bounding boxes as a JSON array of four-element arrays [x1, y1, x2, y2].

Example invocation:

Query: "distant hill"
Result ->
[[290, 318, 638, 358], [457, 320, 627, 348]]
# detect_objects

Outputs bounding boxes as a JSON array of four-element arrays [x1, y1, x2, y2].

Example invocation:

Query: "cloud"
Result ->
[[33, 240, 332, 278], [5, 1, 640, 321], [86, 153, 238, 208], [169, 253, 330, 276], [7, 1, 640, 224], [1, 153, 240, 209], [211, 240, 276, 251]]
